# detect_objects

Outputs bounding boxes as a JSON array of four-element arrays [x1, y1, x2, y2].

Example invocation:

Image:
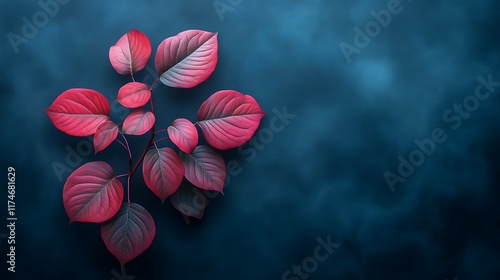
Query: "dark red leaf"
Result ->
[[154, 30, 218, 88], [167, 118, 198, 154], [122, 109, 155, 135], [109, 29, 152, 75], [93, 120, 119, 153], [197, 90, 265, 150], [170, 179, 207, 220], [63, 161, 123, 223], [143, 147, 184, 203], [179, 145, 226, 193], [45, 88, 110, 136], [101, 203, 156, 268], [117, 82, 151, 108]]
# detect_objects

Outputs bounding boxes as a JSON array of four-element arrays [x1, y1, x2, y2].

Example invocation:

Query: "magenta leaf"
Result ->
[[170, 179, 207, 220], [143, 147, 184, 203], [117, 82, 151, 108], [45, 88, 110, 136], [179, 145, 226, 193], [122, 109, 155, 135], [109, 29, 152, 75], [197, 90, 266, 150], [93, 120, 119, 153], [101, 202, 156, 267], [154, 30, 218, 88], [167, 118, 198, 154], [63, 161, 124, 223]]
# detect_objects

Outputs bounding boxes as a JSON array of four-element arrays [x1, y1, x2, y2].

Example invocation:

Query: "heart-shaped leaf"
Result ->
[[143, 147, 184, 203], [197, 90, 265, 150], [93, 120, 119, 153], [101, 203, 156, 268], [122, 109, 155, 135], [109, 29, 152, 75], [170, 179, 207, 220], [179, 145, 226, 193], [63, 161, 123, 223], [117, 82, 151, 108], [168, 118, 198, 154], [154, 30, 218, 88], [45, 88, 110, 136]]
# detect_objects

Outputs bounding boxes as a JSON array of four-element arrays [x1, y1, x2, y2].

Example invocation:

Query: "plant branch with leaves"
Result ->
[[45, 29, 265, 267]]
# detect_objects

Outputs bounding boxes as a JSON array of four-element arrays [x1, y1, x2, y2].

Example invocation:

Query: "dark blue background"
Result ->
[[1, 0, 500, 279]]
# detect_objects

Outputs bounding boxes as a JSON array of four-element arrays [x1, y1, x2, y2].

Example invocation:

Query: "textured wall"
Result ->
[[1, 0, 500, 279]]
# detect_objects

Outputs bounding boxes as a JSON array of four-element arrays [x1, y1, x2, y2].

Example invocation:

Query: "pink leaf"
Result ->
[[101, 203, 156, 268], [63, 161, 124, 223], [122, 109, 155, 135], [45, 88, 110, 136], [167, 118, 198, 154], [154, 30, 218, 88], [117, 82, 151, 108], [109, 29, 152, 75], [170, 179, 207, 220], [143, 147, 184, 203], [179, 145, 226, 193], [93, 120, 119, 153], [197, 90, 266, 150]]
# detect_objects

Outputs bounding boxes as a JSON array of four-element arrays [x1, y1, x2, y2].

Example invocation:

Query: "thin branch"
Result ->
[[155, 137, 170, 144]]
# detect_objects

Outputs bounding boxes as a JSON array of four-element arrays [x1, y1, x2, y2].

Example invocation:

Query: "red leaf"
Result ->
[[179, 145, 226, 193], [101, 203, 156, 268], [117, 82, 151, 108], [93, 120, 119, 153], [63, 161, 124, 223], [170, 179, 207, 220], [143, 147, 184, 203], [45, 88, 110, 136], [197, 90, 265, 150], [154, 30, 218, 88], [122, 109, 155, 135], [109, 29, 152, 75], [167, 118, 198, 154]]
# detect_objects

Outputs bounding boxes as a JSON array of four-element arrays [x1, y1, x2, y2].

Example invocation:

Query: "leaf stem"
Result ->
[[115, 139, 127, 151], [127, 175, 131, 203], [152, 139, 159, 151], [120, 132, 133, 204], [119, 132, 133, 163], [154, 128, 167, 134], [154, 137, 170, 144], [149, 77, 159, 91], [131, 73, 136, 82], [130, 95, 155, 178]]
